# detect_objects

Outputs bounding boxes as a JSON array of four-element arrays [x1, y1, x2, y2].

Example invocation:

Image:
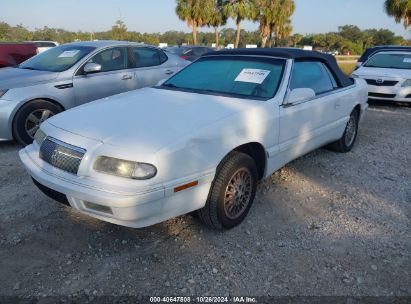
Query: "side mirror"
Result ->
[[285, 88, 316, 105], [84, 62, 102, 74], [156, 79, 167, 86]]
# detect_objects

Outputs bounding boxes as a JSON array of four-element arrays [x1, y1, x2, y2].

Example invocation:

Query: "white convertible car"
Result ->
[[20, 48, 368, 230]]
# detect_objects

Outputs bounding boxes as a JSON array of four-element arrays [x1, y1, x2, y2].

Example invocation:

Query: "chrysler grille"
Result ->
[[39, 138, 86, 175]]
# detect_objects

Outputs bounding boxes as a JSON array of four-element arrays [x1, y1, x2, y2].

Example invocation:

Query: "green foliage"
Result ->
[[384, 0, 411, 28], [207, 0, 228, 46], [0, 19, 407, 55], [338, 62, 357, 75], [208, 0, 228, 28], [223, 0, 257, 47], [255, 0, 295, 47], [300, 25, 405, 55], [175, 0, 214, 45], [4, 24, 32, 41], [111, 20, 128, 41]]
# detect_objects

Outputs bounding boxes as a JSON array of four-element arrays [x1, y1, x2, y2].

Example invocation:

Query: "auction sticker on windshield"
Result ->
[[58, 50, 80, 58], [403, 58, 411, 63], [235, 69, 271, 84]]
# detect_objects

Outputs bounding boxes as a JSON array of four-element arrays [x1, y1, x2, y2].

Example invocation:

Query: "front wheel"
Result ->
[[12, 99, 62, 146], [198, 151, 258, 230], [329, 109, 359, 153]]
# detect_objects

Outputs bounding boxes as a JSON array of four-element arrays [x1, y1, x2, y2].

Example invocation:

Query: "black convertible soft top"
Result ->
[[205, 48, 354, 88]]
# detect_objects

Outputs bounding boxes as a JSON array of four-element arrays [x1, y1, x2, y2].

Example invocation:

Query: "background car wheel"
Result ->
[[13, 99, 62, 146], [198, 151, 258, 230], [328, 108, 359, 153]]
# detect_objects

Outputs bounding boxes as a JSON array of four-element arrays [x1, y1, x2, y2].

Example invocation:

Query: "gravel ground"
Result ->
[[0, 104, 410, 299]]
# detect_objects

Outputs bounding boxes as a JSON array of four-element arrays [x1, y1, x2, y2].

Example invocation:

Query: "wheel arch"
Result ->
[[10, 97, 66, 139], [224, 142, 267, 180], [354, 103, 361, 114]]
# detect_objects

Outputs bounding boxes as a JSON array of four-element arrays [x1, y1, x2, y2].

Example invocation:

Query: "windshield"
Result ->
[[364, 53, 411, 69], [161, 56, 285, 99], [19, 45, 96, 72]]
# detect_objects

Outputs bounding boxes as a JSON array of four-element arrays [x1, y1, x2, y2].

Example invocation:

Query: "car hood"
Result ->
[[0, 67, 59, 89], [47, 87, 260, 151], [354, 67, 411, 79]]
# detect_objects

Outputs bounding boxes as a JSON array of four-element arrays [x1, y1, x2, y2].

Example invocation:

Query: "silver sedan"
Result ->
[[0, 41, 189, 145]]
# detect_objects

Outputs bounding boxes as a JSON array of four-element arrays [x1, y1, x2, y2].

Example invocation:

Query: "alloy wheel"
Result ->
[[223, 168, 253, 220], [344, 114, 357, 147], [25, 109, 54, 138]]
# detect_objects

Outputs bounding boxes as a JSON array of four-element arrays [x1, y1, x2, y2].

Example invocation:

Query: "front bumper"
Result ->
[[19, 145, 214, 228], [0, 99, 19, 141], [367, 84, 411, 103]]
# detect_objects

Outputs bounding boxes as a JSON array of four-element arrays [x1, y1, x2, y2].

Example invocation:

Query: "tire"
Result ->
[[328, 108, 359, 153], [198, 151, 258, 230], [13, 99, 62, 146]]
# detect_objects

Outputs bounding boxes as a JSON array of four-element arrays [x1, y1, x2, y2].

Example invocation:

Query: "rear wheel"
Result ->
[[198, 151, 258, 230], [329, 108, 359, 153], [13, 99, 62, 146]]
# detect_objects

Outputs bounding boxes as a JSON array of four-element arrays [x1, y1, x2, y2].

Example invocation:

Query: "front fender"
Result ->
[[1, 83, 75, 139], [155, 100, 279, 183]]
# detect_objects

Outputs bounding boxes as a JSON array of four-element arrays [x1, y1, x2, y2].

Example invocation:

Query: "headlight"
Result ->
[[34, 128, 47, 146], [401, 79, 411, 87], [351, 74, 359, 78], [93, 156, 157, 180], [0, 89, 8, 98]]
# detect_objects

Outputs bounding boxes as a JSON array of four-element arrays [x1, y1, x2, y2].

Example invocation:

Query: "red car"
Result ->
[[0, 43, 38, 68]]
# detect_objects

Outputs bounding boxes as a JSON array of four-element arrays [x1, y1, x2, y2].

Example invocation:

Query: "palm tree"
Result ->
[[273, 19, 293, 46], [272, 18, 293, 47], [255, 0, 295, 47], [208, 0, 228, 47], [111, 20, 128, 40], [176, 0, 213, 45], [384, 0, 411, 29], [290, 33, 303, 47], [272, 0, 295, 47], [224, 0, 257, 48], [255, 0, 277, 47]]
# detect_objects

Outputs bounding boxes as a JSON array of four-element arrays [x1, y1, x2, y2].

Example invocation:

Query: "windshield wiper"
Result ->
[[197, 89, 221, 94], [385, 66, 408, 69], [162, 83, 180, 88], [20, 67, 38, 70]]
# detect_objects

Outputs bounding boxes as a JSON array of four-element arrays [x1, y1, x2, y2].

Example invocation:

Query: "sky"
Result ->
[[2, 0, 409, 38]]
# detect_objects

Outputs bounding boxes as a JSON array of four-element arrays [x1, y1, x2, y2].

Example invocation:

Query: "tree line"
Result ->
[[0, 19, 407, 55], [0, 0, 410, 55], [175, 0, 296, 48]]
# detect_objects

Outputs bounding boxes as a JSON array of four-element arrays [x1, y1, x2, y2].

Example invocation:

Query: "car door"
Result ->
[[279, 60, 345, 162], [130, 47, 176, 88], [73, 46, 134, 105]]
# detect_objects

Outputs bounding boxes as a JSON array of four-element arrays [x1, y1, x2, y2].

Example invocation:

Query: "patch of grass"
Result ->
[[338, 62, 356, 75], [308, 222, 320, 230], [335, 55, 360, 61]]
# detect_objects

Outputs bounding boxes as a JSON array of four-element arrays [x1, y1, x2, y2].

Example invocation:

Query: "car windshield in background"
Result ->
[[364, 53, 411, 70], [19, 45, 96, 72], [161, 56, 285, 99]]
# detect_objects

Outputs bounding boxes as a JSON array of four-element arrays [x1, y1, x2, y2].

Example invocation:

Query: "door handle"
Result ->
[[165, 70, 174, 75], [335, 101, 342, 108], [122, 75, 132, 80]]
